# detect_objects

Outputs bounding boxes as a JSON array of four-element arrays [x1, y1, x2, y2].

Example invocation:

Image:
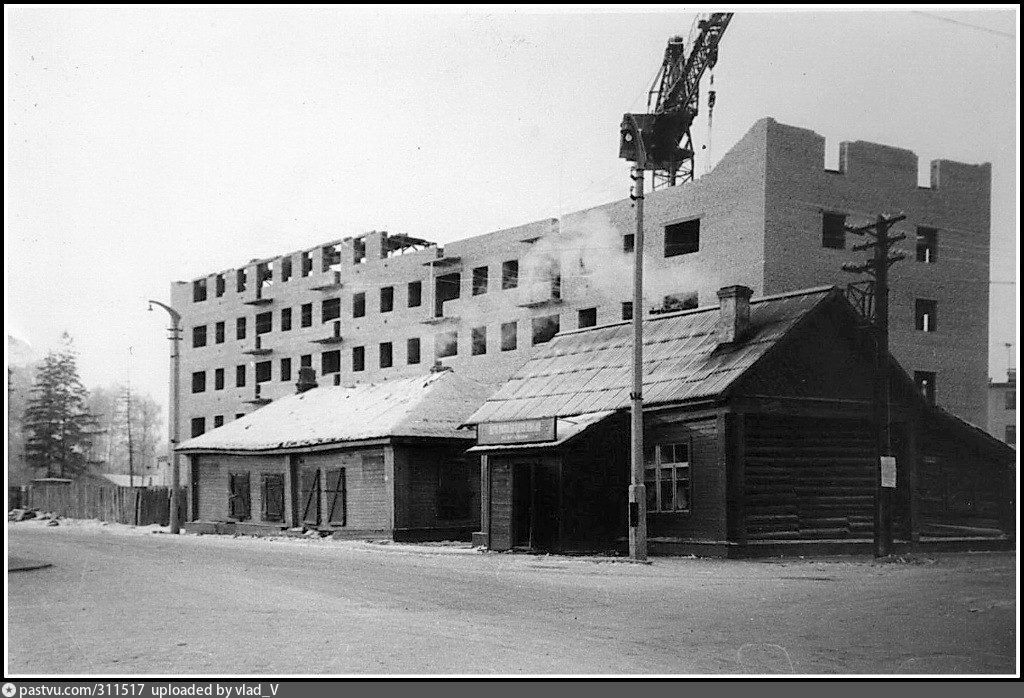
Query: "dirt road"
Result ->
[[6, 521, 1017, 675]]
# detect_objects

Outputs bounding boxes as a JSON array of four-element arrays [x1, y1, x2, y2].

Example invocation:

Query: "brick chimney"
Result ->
[[295, 367, 318, 394], [716, 285, 754, 345]]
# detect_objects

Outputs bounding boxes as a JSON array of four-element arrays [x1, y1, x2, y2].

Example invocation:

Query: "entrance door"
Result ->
[[512, 461, 560, 552]]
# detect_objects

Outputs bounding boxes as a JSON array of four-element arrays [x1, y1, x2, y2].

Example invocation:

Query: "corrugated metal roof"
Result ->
[[466, 286, 838, 424], [178, 370, 493, 453]]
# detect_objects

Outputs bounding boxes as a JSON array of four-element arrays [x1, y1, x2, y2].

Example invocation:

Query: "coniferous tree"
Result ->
[[22, 332, 96, 478]]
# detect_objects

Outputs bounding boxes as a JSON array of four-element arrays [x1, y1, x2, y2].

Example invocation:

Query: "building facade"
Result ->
[[464, 286, 1014, 556], [987, 368, 1016, 448], [171, 118, 992, 437]]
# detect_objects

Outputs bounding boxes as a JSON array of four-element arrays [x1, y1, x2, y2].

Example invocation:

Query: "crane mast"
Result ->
[[620, 12, 732, 188]]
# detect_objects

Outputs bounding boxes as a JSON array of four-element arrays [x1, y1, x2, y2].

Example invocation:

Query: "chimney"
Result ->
[[295, 367, 318, 394], [716, 285, 754, 345]]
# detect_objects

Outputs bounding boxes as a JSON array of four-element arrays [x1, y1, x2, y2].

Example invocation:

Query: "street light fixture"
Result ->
[[148, 299, 183, 534]]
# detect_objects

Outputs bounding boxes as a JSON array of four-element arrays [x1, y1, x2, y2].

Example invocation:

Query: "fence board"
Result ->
[[25, 480, 185, 527]]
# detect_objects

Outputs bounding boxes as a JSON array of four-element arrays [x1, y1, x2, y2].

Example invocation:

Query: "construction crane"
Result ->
[[620, 12, 733, 188]]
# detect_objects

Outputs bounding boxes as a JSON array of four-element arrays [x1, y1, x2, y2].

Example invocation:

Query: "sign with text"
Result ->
[[478, 418, 557, 445], [880, 456, 897, 488]]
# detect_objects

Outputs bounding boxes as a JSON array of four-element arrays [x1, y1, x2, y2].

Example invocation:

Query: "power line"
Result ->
[[912, 11, 1015, 39]]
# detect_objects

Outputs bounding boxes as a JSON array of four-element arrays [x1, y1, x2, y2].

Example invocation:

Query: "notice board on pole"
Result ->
[[880, 456, 897, 489]]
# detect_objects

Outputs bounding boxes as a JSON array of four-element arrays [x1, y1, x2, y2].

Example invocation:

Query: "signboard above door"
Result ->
[[477, 418, 557, 445]]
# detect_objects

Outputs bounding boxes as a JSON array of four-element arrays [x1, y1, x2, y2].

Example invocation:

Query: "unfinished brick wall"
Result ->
[[171, 118, 991, 432], [760, 118, 990, 426]]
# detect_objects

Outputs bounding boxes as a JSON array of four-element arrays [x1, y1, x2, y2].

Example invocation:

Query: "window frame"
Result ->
[[380, 286, 395, 313], [664, 218, 700, 257], [821, 212, 847, 250], [916, 226, 938, 264], [407, 337, 421, 365], [408, 281, 423, 308], [501, 260, 519, 290], [643, 441, 692, 514], [472, 266, 489, 296], [915, 298, 938, 332]]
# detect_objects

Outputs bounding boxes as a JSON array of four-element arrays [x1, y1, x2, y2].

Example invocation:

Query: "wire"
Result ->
[[911, 11, 1015, 39]]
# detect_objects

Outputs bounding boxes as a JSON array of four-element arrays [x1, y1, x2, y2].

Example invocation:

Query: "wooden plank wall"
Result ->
[[743, 415, 876, 540]]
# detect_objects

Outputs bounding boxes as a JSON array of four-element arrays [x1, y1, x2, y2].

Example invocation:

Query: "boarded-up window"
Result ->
[[438, 460, 472, 520], [325, 468, 347, 526], [262, 473, 285, 523], [228, 472, 251, 521], [301, 468, 321, 526]]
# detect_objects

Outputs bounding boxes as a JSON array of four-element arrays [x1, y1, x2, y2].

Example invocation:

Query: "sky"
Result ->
[[5, 6, 1019, 420]]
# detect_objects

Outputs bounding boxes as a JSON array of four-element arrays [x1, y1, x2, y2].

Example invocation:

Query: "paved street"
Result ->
[[6, 520, 1017, 675]]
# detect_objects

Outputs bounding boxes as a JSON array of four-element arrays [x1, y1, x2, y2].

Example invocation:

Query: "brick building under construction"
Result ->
[[171, 117, 992, 441]]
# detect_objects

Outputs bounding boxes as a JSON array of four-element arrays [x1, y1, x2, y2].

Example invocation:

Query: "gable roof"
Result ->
[[178, 370, 493, 453], [465, 286, 840, 425]]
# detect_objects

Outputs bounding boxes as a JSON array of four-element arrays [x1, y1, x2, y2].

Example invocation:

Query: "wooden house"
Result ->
[[177, 368, 492, 541], [465, 286, 1015, 556]]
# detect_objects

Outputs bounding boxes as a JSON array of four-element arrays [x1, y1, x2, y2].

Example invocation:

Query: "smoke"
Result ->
[[518, 210, 722, 317]]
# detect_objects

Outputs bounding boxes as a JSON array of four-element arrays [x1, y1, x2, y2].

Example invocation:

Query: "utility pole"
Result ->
[[628, 165, 648, 561], [125, 384, 134, 488], [149, 300, 182, 534], [842, 213, 906, 558]]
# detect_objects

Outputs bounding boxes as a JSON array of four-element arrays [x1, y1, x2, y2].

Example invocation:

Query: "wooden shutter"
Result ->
[[228, 472, 251, 521], [325, 468, 347, 526], [262, 473, 285, 523], [301, 468, 321, 526]]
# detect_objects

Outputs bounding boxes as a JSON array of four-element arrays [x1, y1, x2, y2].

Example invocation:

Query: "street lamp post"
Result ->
[[148, 299, 182, 534]]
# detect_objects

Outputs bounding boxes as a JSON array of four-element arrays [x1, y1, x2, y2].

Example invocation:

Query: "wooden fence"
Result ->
[[25, 479, 185, 526]]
